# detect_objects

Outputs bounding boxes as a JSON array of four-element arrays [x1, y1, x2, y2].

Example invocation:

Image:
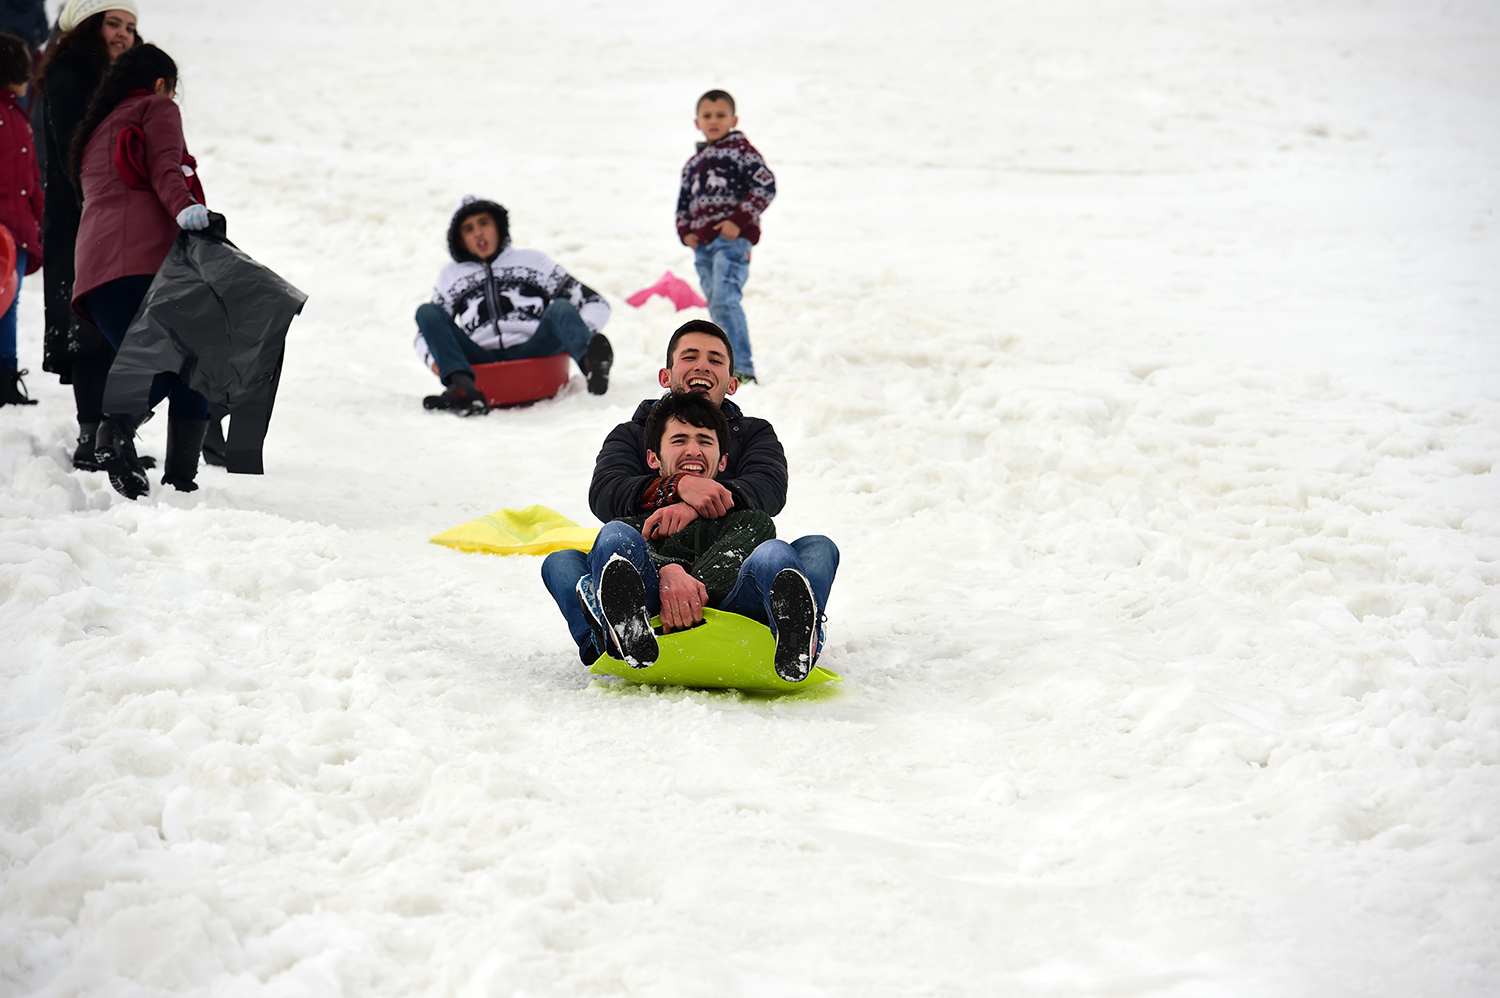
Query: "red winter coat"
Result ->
[[0, 88, 43, 275], [73, 92, 204, 314]]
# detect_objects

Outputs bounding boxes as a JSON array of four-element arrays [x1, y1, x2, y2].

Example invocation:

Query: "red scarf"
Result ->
[[112, 91, 206, 205]]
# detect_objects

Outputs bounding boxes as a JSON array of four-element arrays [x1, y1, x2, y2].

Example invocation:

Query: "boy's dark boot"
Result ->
[[161, 415, 210, 492], [423, 371, 489, 415], [0, 368, 38, 406], [72, 421, 104, 471], [598, 554, 658, 668], [94, 414, 151, 500], [768, 568, 817, 682], [583, 333, 613, 395]]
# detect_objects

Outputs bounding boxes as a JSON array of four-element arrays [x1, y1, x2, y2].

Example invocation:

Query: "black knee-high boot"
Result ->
[[161, 416, 210, 492]]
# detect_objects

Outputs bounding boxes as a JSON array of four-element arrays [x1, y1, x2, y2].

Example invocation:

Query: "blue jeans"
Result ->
[[87, 274, 210, 420], [693, 236, 753, 377], [1, 249, 25, 370], [540, 522, 839, 662], [415, 299, 593, 381]]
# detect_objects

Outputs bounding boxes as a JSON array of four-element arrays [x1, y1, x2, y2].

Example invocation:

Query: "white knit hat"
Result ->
[[60, 0, 140, 34]]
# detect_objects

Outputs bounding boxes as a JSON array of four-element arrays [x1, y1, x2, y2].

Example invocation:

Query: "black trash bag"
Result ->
[[103, 213, 308, 474]]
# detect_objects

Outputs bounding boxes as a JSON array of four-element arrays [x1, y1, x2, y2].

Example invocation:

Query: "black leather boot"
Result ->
[[0, 368, 38, 406], [94, 414, 150, 500], [161, 416, 210, 492], [72, 421, 103, 471]]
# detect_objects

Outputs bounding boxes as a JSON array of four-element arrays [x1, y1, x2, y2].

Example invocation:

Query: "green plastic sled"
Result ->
[[589, 607, 841, 692]]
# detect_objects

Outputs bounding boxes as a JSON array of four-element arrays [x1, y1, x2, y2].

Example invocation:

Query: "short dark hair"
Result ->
[[645, 391, 730, 461], [665, 319, 734, 373], [697, 89, 735, 114], [0, 33, 30, 87]]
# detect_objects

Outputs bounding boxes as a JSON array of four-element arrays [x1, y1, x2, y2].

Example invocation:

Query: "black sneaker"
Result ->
[[94, 415, 150, 500], [583, 333, 613, 395], [423, 372, 489, 415], [733, 370, 757, 385], [598, 555, 658, 668], [768, 568, 817, 682]]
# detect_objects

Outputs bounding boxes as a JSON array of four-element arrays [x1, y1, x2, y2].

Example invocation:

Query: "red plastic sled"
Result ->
[[0, 226, 16, 317], [471, 354, 572, 407]]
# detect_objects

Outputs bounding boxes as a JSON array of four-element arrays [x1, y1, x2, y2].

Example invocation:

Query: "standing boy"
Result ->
[[542, 391, 837, 682], [676, 90, 775, 384]]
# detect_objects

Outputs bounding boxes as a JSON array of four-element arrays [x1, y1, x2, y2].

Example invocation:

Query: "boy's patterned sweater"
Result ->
[[675, 131, 776, 247], [413, 244, 610, 367]]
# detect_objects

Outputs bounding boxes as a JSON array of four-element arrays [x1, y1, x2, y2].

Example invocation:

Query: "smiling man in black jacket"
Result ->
[[587, 320, 787, 523], [544, 320, 836, 670]]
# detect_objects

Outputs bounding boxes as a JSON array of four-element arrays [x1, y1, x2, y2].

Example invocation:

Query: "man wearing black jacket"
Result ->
[[587, 319, 787, 523]]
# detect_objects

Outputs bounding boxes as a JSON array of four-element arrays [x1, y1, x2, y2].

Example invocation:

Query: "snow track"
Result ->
[[3, 0, 1498, 994]]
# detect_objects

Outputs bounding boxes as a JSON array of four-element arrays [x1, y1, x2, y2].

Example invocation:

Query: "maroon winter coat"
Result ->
[[0, 88, 43, 275], [73, 92, 202, 315]]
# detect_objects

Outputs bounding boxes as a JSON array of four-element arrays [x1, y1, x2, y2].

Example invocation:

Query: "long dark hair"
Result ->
[[68, 43, 178, 190], [33, 13, 111, 93]]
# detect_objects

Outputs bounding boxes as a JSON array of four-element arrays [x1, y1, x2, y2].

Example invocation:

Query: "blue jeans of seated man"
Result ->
[[415, 299, 593, 382], [1, 250, 26, 370], [540, 522, 839, 662], [86, 274, 210, 420], [693, 236, 753, 377]]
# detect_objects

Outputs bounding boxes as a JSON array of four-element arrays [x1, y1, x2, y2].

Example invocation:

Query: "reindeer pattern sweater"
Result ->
[[413, 244, 610, 365], [675, 131, 776, 247]]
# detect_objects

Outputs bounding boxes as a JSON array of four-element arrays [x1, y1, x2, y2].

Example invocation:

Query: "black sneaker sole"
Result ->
[[585, 335, 613, 396], [599, 556, 658, 668], [769, 568, 816, 682]]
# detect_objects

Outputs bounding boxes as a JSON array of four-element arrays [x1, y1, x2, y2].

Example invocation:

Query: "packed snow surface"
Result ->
[[3, 0, 1499, 995]]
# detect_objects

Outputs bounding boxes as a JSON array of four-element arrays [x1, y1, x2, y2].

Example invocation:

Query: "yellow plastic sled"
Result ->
[[590, 607, 841, 693], [430, 504, 598, 556]]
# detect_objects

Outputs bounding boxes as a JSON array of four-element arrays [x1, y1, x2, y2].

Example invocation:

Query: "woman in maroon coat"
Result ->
[[33, 4, 142, 463], [71, 43, 210, 499], [0, 31, 42, 406]]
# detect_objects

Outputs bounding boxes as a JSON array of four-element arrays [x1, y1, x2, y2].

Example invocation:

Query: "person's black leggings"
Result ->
[[86, 274, 209, 420]]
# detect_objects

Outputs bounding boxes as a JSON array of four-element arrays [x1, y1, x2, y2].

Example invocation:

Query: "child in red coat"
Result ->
[[0, 31, 42, 405]]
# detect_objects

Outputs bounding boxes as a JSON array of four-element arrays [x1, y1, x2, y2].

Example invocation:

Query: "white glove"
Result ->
[[176, 204, 209, 230]]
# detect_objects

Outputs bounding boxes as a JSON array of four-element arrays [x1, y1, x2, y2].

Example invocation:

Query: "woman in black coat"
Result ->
[[32, 3, 139, 468]]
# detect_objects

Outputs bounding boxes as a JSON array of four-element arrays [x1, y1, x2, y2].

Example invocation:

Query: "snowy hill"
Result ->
[[2, 0, 1497, 994]]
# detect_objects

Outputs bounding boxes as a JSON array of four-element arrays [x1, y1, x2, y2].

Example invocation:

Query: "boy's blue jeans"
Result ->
[[415, 299, 592, 382], [1, 250, 25, 370], [540, 522, 839, 662], [693, 236, 753, 377]]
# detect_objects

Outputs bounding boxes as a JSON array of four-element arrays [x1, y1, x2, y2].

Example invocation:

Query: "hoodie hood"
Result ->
[[446, 195, 510, 263]]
